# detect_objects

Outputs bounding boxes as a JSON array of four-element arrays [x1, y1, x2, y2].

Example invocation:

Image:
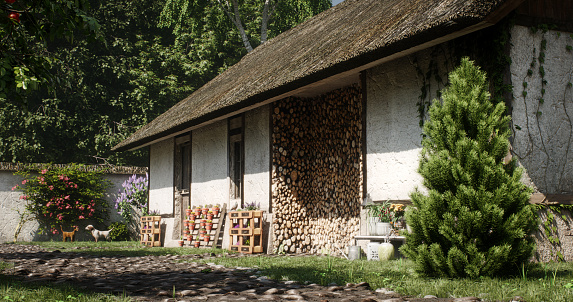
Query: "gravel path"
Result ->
[[0, 244, 477, 302]]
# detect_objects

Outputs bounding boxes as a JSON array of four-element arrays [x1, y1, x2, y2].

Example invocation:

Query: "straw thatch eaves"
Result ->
[[0, 162, 147, 174], [113, 0, 523, 152]]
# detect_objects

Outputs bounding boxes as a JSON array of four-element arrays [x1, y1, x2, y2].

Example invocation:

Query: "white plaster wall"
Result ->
[[510, 25, 573, 194], [366, 50, 449, 201], [191, 120, 228, 207], [244, 105, 271, 212], [149, 138, 174, 215], [0, 171, 141, 242]]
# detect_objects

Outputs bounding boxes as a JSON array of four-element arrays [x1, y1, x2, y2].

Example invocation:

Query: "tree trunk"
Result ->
[[218, 0, 254, 52]]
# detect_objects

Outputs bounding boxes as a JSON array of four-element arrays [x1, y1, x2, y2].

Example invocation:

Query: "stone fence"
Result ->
[[0, 163, 147, 242]]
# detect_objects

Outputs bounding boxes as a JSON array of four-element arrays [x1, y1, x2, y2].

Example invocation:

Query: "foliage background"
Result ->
[[0, 0, 331, 166]]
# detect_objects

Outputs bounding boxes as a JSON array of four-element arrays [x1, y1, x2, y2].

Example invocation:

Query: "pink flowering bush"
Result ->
[[13, 164, 111, 235]]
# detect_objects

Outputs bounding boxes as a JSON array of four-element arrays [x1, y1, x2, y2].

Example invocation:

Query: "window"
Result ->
[[174, 135, 191, 194], [229, 116, 244, 206]]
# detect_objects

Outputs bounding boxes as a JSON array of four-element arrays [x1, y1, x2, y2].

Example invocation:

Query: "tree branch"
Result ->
[[217, 0, 253, 52]]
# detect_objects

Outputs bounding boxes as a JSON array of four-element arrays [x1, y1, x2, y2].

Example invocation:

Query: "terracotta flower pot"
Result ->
[[187, 235, 193, 242], [185, 208, 192, 216], [194, 209, 201, 216], [194, 241, 200, 248], [206, 224, 213, 231], [178, 240, 184, 247], [202, 208, 209, 216], [189, 224, 196, 231], [200, 219, 206, 226], [206, 214, 214, 220], [183, 229, 189, 235], [203, 236, 210, 242], [189, 214, 196, 221]]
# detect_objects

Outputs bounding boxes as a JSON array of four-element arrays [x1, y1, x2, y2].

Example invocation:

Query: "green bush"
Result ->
[[108, 222, 130, 241], [13, 164, 111, 235], [400, 58, 537, 278]]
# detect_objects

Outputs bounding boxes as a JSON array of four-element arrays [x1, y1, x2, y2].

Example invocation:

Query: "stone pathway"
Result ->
[[0, 244, 478, 302]]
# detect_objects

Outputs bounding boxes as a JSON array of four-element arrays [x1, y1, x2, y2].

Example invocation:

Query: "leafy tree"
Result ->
[[400, 58, 537, 278], [160, 0, 331, 52], [0, 0, 101, 101], [0, 0, 195, 165], [0, 0, 331, 166]]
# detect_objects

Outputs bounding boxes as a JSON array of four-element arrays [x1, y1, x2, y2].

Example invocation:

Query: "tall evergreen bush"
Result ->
[[400, 58, 537, 278]]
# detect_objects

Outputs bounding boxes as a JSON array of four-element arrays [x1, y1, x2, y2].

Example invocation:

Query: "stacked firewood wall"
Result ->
[[272, 85, 363, 254]]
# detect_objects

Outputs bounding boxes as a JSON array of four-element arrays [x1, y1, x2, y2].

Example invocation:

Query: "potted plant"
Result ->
[[366, 201, 394, 236], [201, 206, 209, 216], [194, 206, 201, 216], [178, 236, 184, 247], [184, 219, 190, 227], [212, 204, 220, 216], [200, 219, 206, 227], [194, 236, 200, 248], [206, 211, 214, 220], [188, 214, 196, 221], [183, 227, 190, 236], [185, 206, 192, 217], [189, 220, 196, 231], [205, 220, 213, 231], [390, 203, 406, 229], [203, 234, 210, 242], [187, 234, 193, 242], [199, 228, 207, 238]]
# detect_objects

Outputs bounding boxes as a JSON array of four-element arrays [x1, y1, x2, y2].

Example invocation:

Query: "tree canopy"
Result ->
[[0, 0, 331, 166], [1, 0, 101, 101]]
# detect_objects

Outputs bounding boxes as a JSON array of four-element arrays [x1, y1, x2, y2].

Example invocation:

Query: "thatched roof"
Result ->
[[113, 0, 522, 152]]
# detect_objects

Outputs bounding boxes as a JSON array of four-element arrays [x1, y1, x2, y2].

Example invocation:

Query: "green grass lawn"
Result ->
[[2, 241, 573, 301]]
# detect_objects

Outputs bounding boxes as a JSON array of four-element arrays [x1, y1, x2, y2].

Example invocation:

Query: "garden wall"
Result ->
[[0, 163, 147, 242], [271, 85, 363, 254]]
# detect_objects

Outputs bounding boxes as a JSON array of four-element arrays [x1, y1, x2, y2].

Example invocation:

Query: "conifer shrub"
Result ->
[[400, 58, 537, 278]]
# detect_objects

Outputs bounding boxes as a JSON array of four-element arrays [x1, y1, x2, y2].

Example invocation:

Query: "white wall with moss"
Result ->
[[510, 25, 573, 195]]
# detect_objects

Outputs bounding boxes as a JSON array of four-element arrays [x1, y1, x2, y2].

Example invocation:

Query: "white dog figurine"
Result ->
[[85, 225, 114, 242]]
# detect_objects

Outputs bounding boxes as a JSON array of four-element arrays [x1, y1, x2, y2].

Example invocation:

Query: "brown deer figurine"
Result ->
[[61, 226, 79, 242]]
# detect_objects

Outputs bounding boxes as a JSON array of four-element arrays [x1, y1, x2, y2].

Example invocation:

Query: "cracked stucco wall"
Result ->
[[149, 138, 174, 215], [191, 120, 228, 207], [510, 25, 573, 195], [244, 105, 271, 213], [510, 25, 573, 261], [365, 48, 450, 201]]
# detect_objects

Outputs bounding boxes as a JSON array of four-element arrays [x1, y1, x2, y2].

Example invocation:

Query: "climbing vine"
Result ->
[[414, 15, 515, 129], [513, 23, 573, 195], [533, 204, 573, 262]]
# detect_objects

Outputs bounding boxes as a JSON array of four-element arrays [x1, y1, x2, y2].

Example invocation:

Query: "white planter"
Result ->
[[376, 222, 392, 236], [368, 217, 380, 235]]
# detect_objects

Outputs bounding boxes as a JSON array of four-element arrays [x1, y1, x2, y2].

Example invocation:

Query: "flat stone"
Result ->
[[453, 297, 480, 302], [264, 288, 283, 295], [179, 290, 199, 296], [424, 295, 438, 299]]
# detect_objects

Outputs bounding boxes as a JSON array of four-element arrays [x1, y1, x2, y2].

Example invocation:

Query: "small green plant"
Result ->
[[108, 222, 130, 241]]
